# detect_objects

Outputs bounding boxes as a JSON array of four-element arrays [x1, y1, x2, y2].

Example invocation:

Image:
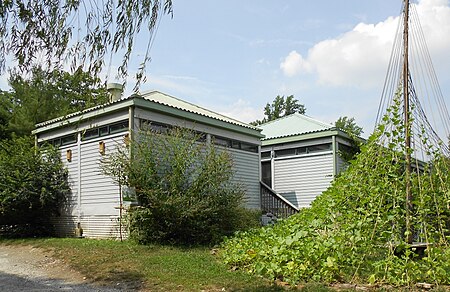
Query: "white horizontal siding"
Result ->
[[229, 149, 260, 209], [79, 135, 124, 216], [59, 145, 79, 216], [51, 215, 126, 239], [274, 153, 334, 208]]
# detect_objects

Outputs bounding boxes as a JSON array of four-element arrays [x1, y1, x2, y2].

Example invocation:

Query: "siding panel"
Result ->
[[274, 153, 334, 208], [79, 135, 124, 216], [59, 145, 79, 216], [51, 215, 126, 239], [229, 149, 260, 209]]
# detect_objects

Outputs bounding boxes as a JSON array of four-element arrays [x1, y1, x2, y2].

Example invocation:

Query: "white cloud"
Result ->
[[213, 99, 264, 124], [280, 0, 450, 89], [280, 50, 311, 77]]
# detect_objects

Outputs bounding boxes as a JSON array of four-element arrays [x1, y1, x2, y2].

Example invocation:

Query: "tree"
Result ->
[[0, 0, 173, 91], [6, 66, 109, 137], [335, 116, 363, 138], [0, 136, 70, 236], [101, 127, 258, 245], [251, 95, 306, 125], [0, 91, 12, 140], [335, 116, 364, 162]]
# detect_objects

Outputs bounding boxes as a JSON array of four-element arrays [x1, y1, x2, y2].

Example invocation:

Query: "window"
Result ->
[[99, 126, 108, 136], [261, 151, 271, 159], [139, 120, 171, 133], [109, 121, 129, 134], [274, 143, 332, 158], [307, 143, 332, 153], [83, 128, 99, 140], [82, 120, 129, 141], [213, 136, 231, 147], [261, 161, 272, 188], [338, 143, 354, 153], [240, 142, 258, 153], [212, 135, 258, 153], [275, 148, 296, 157], [61, 134, 77, 146]]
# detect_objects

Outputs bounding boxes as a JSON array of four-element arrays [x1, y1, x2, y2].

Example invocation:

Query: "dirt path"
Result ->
[[0, 244, 123, 291]]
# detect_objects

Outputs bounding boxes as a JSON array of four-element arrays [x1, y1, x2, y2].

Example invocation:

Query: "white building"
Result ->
[[259, 113, 355, 209], [33, 90, 263, 238]]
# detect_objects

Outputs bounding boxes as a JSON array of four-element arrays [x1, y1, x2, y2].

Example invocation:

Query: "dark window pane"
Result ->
[[297, 147, 307, 155], [83, 128, 99, 140], [109, 121, 129, 134], [52, 138, 62, 147], [275, 148, 296, 157], [261, 161, 272, 188], [261, 151, 271, 159], [213, 136, 231, 147], [61, 134, 77, 145], [307, 143, 332, 153], [99, 126, 108, 136], [241, 142, 258, 153]]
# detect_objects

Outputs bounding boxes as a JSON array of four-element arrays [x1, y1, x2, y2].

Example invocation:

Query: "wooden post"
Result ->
[[403, 0, 413, 244]]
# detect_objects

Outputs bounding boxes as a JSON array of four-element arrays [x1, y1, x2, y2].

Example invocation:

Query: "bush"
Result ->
[[102, 127, 255, 245], [0, 137, 70, 236]]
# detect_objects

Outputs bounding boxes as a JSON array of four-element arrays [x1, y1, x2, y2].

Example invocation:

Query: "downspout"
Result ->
[[332, 135, 337, 177], [270, 149, 275, 188], [258, 144, 262, 208], [129, 105, 135, 142], [77, 132, 82, 223]]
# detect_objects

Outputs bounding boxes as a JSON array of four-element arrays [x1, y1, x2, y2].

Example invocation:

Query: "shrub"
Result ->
[[102, 127, 255, 245], [0, 137, 70, 236]]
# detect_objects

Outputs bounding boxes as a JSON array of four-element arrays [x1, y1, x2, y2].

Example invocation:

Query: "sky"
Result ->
[[2, 0, 450, 137]]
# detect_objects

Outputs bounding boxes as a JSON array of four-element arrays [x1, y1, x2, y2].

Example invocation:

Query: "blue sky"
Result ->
[[123, 0, 450, 137], [2, 0, 450, 137]]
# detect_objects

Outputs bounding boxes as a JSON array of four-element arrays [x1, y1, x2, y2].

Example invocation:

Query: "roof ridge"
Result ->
[[259, 113, 292, 126], [296, 113, 332, 129], [260, 112, 332, 128], [140, 90, 261, 131]]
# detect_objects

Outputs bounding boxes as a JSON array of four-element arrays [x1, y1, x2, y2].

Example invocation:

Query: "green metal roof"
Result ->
[[141, 91, 258, 131], [260, 113, 333, 140], [33, 90, 263, 138]]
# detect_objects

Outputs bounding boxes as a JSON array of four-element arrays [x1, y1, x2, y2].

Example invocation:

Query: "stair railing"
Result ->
[[260, 181, 299, 218]]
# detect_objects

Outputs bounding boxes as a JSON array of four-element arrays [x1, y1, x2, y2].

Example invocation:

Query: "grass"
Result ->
[[0, 237, 300, 291]]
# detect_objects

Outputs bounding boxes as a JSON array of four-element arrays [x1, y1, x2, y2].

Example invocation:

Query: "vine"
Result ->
[[220, 92, 450, 286]]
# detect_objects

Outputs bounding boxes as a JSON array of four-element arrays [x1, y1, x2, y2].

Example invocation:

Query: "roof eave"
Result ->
[[32, 99, 134, 135], [33, 96, 264, 139], [133, 98, 264, 138], [261, 128, 345, 146]]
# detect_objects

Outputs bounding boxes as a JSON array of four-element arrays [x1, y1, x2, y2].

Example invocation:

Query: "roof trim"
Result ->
[[261, 128, 349, 146], [141, 90, 259, 130], [33, 94, 264, 138], [32, 98, 134, 134], [133, 97, 264, 138], [260, 112, 332, 129]]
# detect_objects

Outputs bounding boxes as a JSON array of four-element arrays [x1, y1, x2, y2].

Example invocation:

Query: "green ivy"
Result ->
[[220, 94, 450, 286]]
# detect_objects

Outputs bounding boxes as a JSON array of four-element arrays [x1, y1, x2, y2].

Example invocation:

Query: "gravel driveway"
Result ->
[[0, 244, 126, 291]]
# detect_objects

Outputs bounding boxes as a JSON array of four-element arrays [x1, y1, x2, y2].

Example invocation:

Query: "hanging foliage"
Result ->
[[0, 0, 173, 91], [220, 94, 450, 286]]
